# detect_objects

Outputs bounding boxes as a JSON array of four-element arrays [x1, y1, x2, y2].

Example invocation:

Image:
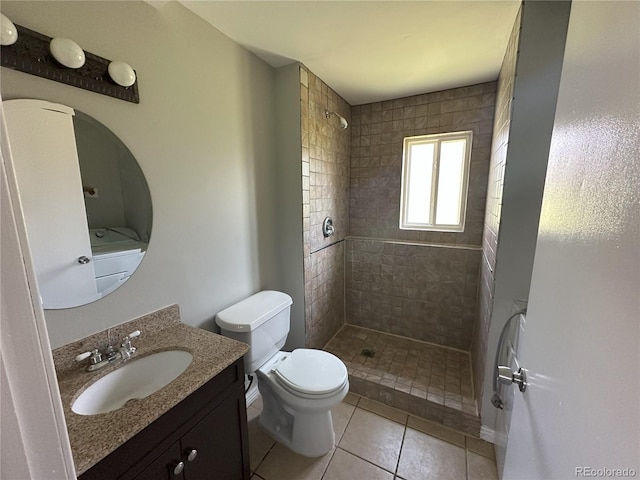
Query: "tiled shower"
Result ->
[[347, 84, 496, 352], [300, 66, 350, 350], [298, 64, 497, 435]]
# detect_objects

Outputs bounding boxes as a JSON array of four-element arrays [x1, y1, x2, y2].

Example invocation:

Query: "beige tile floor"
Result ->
[[248, 392, 498, 480]]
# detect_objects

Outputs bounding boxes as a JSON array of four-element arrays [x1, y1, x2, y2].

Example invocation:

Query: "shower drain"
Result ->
[[360, 348, 376, 358]]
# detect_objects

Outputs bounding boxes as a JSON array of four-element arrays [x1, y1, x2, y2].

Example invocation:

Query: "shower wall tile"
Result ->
[[346, 83, 495, 352], [306, 242, 345, 349], [304, 68, 350, 252], [346, 238, 481, 350], [471, 9, 521, 407], [300, 65, 350, 348], [350, 82, 496, 247]]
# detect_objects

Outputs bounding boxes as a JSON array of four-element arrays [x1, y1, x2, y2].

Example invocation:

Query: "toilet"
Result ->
[[215, 290, 349, 457]]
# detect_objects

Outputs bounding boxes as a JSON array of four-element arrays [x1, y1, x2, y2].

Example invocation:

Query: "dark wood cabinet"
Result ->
[[133, 444, 183, 480], [79, 358, 249, 480], [178, 393, 246, 479]]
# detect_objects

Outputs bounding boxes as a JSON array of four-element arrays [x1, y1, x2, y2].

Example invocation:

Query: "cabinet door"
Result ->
[[180, 394, 248, 480], [134, 443, 184, 480]]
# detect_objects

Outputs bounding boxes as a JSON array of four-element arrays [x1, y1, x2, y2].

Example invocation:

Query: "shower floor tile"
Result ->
[[324, 324, 480, 436]]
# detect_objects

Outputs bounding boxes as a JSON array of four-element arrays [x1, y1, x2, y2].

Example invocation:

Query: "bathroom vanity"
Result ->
[[79, 358, 247, 480], [53, 305, 250, 480]]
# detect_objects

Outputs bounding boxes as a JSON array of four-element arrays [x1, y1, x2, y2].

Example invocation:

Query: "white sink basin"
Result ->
[[72, 350, 193, 416]]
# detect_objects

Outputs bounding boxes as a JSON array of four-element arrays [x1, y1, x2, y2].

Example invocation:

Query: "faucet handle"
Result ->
[[75, 351, 92, 362], [76, 349, 102, 365], [128, 330, 141, 339], [121, 330, 141, 345], [121, 330, 141, 358]]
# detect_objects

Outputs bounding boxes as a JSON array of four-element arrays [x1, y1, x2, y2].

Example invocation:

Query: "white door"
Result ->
[[4, 100, 98, 308], [503, 2, 640, 479]]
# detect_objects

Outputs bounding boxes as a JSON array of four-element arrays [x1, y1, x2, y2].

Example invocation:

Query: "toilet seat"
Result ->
[[273, 349, 348, 398]]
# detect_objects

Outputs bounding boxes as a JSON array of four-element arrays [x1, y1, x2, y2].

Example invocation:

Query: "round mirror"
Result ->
[[4, 99, 152, 309]]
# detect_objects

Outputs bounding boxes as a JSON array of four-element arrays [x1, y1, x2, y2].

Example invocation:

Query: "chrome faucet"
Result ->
[[76, 330, 141, 371], [119, 332, 139, 360], [75, 349, 104, 371]]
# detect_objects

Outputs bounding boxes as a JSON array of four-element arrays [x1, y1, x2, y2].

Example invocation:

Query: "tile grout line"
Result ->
[[332, 403, 408, 478], [464, 435, 470, 480], [247, 400, 276, 480], [320, 395, 359, 480], [332, 446, 397, 478], [250, 398, 496, 480], [318, 445, 339, 480], [393, 410, 410, 479], [252, 439, 276, 478]]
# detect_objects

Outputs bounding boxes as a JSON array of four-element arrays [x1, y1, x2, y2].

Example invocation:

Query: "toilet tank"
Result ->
[[215, 290, 293, 373]]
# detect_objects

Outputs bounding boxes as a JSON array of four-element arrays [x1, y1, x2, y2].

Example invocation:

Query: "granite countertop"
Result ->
[[53, 305, 249, 476]]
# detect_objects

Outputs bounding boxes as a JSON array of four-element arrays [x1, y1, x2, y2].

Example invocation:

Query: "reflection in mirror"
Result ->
[[4, 99, 152, 309]]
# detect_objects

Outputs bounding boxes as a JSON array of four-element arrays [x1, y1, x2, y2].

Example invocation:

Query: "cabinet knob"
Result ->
[[186, 449, 198, 462], [77, 255, 91, 264], [171, 461, 184, 475]]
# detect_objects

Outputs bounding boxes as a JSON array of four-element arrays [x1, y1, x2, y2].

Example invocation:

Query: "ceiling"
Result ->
[[177, 1, 521, 106]]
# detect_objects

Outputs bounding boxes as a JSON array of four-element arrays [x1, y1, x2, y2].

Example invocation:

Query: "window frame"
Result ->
[[399, 130, 473, 232]]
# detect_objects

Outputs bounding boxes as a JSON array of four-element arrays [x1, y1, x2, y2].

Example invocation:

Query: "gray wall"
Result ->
[[274, 63, 306, 350], [74, 116, 127, 229], [74, 112, 152, 242], [1, 1, 280, 348], [472, 1, 571, 429]]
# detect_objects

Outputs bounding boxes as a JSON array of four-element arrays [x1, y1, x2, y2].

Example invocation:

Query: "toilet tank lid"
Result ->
[[215, 290, 293, 332]]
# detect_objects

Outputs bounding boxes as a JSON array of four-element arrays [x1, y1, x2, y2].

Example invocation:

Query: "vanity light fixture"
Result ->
[[108, 61, 136, 87], [0, 13, 18, 46], [1, 23, 140, 103], [50, 37, 85, 69]]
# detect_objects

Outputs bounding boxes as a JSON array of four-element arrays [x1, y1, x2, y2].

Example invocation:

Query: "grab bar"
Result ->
[[491, 310, 526, 409]]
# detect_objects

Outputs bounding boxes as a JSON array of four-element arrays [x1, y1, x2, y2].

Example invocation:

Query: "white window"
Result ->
[[399, 131, 472, 232]]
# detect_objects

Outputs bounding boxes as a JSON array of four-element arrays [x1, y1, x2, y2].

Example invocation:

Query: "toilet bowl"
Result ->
[[257, 349, 348, 456], [215, 291, 349, 457]]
